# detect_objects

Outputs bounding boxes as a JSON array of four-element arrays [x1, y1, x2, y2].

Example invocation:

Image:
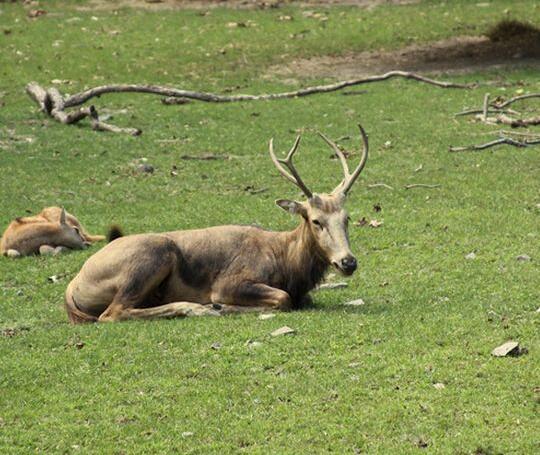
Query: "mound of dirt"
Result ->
[[267, 30, 540, 81], [487, 19, 540, 45]]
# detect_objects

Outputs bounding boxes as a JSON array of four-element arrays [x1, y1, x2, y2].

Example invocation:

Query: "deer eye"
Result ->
[[312, 219, 323, 228]]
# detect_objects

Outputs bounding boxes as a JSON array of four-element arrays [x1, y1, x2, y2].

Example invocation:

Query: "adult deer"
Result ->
[[65, 125, 368, 323]]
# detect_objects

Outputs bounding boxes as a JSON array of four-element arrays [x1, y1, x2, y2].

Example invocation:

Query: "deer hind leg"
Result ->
[[5, 249, 21, 258], [121, 302, 220, 320], [98, 239, 218, 322], [212, 282, 292, 312]]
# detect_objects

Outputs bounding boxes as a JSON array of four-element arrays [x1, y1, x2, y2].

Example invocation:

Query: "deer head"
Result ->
[[269, 124, 368, 276], [58, 208, 89, 249]]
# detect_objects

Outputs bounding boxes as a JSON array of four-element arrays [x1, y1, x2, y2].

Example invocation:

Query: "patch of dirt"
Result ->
[[80, 0, 418, 11], [267, 34, 540, 80]]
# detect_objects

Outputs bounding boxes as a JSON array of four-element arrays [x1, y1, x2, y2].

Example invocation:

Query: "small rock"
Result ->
[[47, 275, 62, 283], [492, 340, 525, 357], [210, 342, 221, 350], [465, 252, 476, 260], [181, 432, 194, 438], [344, 298, 365, 306], [516, 254, 531, 261], [433, 383, 445, 390], [246, 339, 263, 348], [137, 163, 154, 174], [271, 326, 295, 337], [258, 313, 275, 320], [316, 282, 348, 291]]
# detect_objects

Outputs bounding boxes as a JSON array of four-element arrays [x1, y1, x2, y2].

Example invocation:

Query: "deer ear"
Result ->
[[59, 208, 67, 225], [275, 199, 307, 217]]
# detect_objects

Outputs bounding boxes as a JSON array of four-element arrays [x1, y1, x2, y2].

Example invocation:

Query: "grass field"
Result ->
[[1, 0, 539, 453]]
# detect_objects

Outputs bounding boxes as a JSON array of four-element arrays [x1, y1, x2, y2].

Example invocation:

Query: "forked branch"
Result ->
[[26, 71, 469, 135]]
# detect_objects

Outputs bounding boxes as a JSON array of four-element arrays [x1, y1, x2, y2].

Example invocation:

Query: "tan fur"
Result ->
[[0, 207, 104, 257], [65, 128, 368, 323]]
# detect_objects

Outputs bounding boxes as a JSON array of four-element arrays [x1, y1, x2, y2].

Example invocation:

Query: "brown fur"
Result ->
[[66, 128, 368, 323], [66, 193, 355, 323], [0, 207, 105, 257]]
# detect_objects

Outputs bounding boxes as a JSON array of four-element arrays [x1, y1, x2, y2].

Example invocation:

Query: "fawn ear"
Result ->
[[59, 208, 67, 225], [275, 199, 308, 218]]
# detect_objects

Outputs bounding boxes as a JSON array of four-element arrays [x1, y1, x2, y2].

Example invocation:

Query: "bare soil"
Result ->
[[266, 35, 540, 80], [79, 0, 418, 11]]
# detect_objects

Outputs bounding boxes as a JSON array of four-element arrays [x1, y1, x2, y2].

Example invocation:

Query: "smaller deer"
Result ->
[[1, 207, 105, 258]]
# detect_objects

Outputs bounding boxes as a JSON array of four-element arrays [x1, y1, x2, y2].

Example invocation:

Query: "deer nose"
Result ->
[[340, 256, 357, 274]]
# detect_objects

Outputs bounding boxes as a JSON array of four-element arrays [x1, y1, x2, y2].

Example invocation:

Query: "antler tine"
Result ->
[[339, 123, 369, 195], [317, 130, 351, 184], [269, 136, 313, 198]]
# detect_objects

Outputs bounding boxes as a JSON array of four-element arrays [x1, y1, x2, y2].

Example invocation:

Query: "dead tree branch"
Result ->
[[26, 71, 470, 135], [492, 93, 540, 109], [455, 92, 540, 129], [449, 136, 540, 152]]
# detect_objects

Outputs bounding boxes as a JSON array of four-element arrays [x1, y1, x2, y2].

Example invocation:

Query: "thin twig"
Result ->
[[454, 108, 520, 117], [367, 183, 394, 190], [448, 137, 540, 152], [404, 184, 441, 189], [497, 129, 540, 138], [493, 93, 540, 109]]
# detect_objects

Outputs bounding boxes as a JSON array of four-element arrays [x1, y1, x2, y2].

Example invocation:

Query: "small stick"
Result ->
[[493, 93, 540, 109], [448, 137, 540, 152], [404, 184, 441, 189], [482, 93, 490, 122], [454, 108, 520, 117], [497, 129, 540, 138], [367, 183, 394, 190]]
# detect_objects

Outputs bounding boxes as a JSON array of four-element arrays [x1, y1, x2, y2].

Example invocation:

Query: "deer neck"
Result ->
[[281, 220, 329, 302]]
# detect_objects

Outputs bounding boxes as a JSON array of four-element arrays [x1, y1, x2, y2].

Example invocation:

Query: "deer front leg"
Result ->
[[212, 282, 292, 311]]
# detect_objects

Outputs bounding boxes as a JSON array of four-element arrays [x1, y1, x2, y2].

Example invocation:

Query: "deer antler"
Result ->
[[269, 136, 313, 199], [318, 123, 369, 195]]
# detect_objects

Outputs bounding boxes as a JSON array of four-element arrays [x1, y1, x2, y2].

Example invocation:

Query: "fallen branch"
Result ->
[[477, 113, 540, 128], [404, 184, 441, 189], [493, 93, 540, 109], [449, 137, 540, 152], [26, 71, 470, 135], [454, 108, 520, 117], [367, 183, 394, 190], [497, 129, 540, 138]]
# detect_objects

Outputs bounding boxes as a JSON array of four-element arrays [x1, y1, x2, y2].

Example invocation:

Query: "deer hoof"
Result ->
[[39, 245, 55, 256], [53, 246, 69, 255]]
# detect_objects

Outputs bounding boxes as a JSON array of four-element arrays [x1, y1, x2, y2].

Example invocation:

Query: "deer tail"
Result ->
[[107, 225, 124, 242]]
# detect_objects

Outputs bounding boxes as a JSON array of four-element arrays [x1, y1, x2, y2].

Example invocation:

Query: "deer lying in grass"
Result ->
[[65, 125, 368, 323], [1, 207, 105, 258]]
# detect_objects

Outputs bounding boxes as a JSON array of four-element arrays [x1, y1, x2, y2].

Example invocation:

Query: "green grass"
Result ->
[[1, 0, 539, 453]]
